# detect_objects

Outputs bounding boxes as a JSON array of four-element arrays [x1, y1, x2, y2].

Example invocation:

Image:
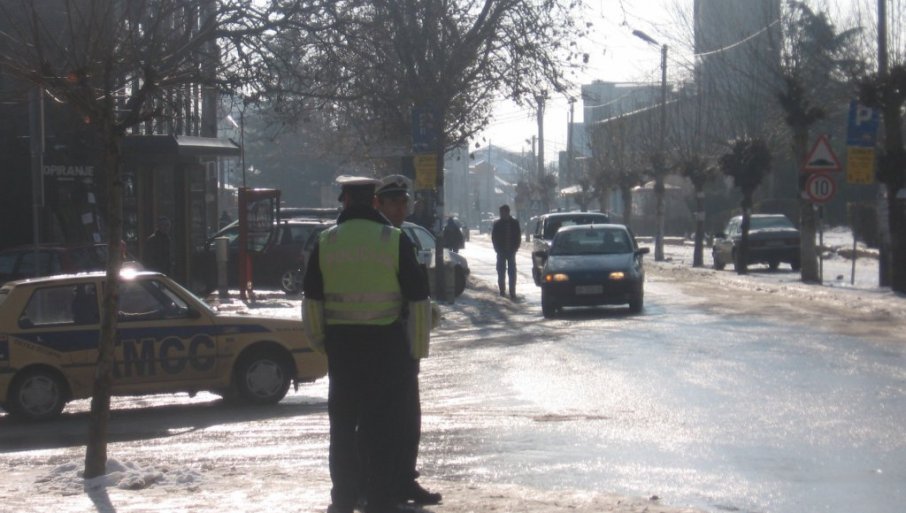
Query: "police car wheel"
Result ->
[[8, 369, 67, 421], [235, 351, 291, 404]]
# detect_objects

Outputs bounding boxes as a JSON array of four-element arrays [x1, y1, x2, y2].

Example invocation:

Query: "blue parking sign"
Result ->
[[846, 100, 879, 147], [412, 106, 439, 151]]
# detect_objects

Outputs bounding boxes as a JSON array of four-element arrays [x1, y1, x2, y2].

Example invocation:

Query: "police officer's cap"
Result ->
[[336, 175, 379, 201], [376, 174, 412, 198]]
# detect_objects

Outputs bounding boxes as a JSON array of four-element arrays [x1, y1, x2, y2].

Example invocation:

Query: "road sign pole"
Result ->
[[818, 206, 824, 282]]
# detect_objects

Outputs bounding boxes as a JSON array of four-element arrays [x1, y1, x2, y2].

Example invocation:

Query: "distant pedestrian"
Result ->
[[144, 216, 172, 275], [219, 210, 232, 228], [442, 216, 464, 253], [491, 204, 521, 299]]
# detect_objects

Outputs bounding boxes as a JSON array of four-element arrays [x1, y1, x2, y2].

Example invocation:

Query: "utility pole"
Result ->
[[536, 93, 546, 212], [877, 0, 892, 286], [632, 29, 668, 262], [566, 98, 574, 188], [656, 43, 668, 262], [536, 94, 545, 179]]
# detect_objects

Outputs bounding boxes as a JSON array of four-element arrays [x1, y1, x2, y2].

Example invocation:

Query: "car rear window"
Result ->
[[0, 253, 16, 275], [542, 215, 610, 239], [552, 228, 631, 255], [70, 247, 106, 272], [18, 251, 60, 277], [750, 216, 794, 230]]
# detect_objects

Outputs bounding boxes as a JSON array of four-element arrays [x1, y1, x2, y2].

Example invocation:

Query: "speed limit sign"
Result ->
[[805, 173, 836, 204]]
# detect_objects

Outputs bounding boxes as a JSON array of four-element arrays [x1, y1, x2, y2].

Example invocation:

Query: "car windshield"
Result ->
[[550, 228, 632, 255], [750, 216, 794, 230], [542, 215, 609, 239]]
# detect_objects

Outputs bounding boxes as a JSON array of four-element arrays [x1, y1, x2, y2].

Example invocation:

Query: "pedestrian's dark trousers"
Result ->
[[496, 251, 517, 294], [325, 325, 412, 511]]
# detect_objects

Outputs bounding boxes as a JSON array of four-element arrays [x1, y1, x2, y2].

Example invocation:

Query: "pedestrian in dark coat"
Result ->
[[442, 216, 464, 253], [491, 204, 521, 299]]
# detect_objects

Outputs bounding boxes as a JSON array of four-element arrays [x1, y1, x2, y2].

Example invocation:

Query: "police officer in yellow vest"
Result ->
[[303, 175, 431, 513], [374, 174, 442, 506]]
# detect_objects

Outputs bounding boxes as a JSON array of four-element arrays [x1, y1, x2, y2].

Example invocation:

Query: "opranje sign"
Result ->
[[43, 164, 95, 177]]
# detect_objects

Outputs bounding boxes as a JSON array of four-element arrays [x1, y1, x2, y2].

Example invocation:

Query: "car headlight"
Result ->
[[609, 271, 625, 280], [544, 273, 570, 282]]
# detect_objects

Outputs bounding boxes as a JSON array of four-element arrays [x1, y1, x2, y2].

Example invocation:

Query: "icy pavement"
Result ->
[[2, 226, 902, 513]]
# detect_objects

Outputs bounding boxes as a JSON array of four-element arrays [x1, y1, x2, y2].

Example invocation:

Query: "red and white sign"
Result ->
[[805, 173, 836, 204], [801, 134, 841, 173]]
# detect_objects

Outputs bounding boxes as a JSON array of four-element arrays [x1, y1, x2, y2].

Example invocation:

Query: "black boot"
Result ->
[[401, 481, 442, 506]]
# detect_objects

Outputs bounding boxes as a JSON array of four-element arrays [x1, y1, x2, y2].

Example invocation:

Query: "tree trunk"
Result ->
[[795, 129, 820, 283], [799, 199, 820, 283], [693, 188, 705, 267], [432, 123, 447, 302], [737, 195, 752, 275], [621, 185, 633, 231], [889, 191, 906, 292], [85, 126, 124, 479]]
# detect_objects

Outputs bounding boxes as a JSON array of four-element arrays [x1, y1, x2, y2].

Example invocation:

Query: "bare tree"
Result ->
[[774, 1, 862, 283], [256, 0, 583, 298], [854, 0, 906, 293], [719, 137, 773, 275], [679, 155, 719, 267], [587, 114, 646, 230], [0, 0, 310, 477]]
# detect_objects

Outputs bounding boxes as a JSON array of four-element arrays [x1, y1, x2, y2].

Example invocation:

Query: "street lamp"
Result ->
[[632, 29, 668, 261]]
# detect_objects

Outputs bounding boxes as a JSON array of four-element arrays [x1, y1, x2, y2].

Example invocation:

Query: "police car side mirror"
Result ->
[[186, 308, 202, 320]]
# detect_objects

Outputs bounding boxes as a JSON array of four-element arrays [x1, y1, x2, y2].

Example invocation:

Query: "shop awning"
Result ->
[[123, 135, 240, 158]]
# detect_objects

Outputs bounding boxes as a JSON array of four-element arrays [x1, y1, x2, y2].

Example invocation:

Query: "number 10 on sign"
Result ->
[[805, 173, 836, 204]]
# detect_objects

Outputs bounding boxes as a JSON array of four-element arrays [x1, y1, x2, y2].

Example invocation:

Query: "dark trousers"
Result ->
[[325, 325, 412, 510], [398, 360, 421, 487], [496, 251, 517, 294]]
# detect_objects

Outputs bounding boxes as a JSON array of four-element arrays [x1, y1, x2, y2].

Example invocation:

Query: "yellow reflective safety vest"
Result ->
[[319, 220, 403, 326]]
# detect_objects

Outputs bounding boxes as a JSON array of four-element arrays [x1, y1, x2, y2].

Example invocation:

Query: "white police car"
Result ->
[[0, 271, 326, 421]]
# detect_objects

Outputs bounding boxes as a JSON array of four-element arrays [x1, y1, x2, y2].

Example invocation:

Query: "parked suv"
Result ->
[[712, 213, 801, 271], [530, 211, 611, 285], [192, 217, 332, 295]]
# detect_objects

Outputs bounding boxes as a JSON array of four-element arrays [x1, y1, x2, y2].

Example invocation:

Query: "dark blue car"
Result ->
[[539, 224, 649, 317]]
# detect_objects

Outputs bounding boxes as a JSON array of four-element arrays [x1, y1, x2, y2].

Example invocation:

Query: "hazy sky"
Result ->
[[476, 0, 892, 161], [477, 0, 694, 158]]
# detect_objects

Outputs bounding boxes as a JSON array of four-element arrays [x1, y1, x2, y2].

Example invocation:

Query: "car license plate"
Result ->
[[575, 285, 603, 295]]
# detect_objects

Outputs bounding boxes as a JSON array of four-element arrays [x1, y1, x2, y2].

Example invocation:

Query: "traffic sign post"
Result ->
[[845, 100, 879, 184], [801, 134, 841, 174], [847, 146, 876, 184], [805, 173, 836, 204]]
